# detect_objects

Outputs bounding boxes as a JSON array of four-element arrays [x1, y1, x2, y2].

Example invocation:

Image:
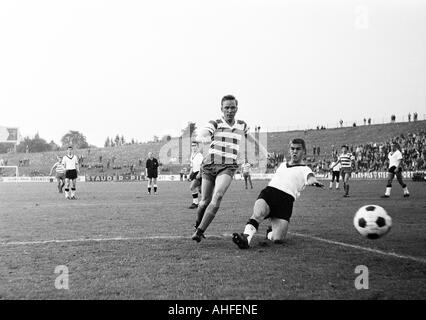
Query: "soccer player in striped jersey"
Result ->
[[331, 145, 354, 197], [62, 146, 80, 200], [188, 141, 204, 209], [232, 139, 324, 249], [191, 94, 267, 242], [381, 142, 410, 198], [49, 155, 66, 193]]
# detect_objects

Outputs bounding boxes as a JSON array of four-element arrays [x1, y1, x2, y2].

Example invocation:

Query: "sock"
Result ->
[[403, 186, 409, 194], [192, 193, 199, 204], [71, 188, 76, 197], [154, 185, 157, 193], [385, 187, 391, 196], [64, 188, 69, 198], [243, 224, 257, 244], [346, 184, 349, 195], [329, 182, 332, 189], [148, 187, 151, 194], [336, 182, 339, 189], [267, 231, 273, 241]]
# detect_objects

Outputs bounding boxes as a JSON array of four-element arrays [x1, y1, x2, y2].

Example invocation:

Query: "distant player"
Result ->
[[330, 145, 354, 197], [329, 156, 341, 190], [382, 142, 410, 198], [62, 146, 79, 200], [232, 139, 324, 249], [49, 155, 66, 193], [241, 159, 253, 189], [188, 141, 204, 209], [191, 94, 267, 242], [146, 152, 159, 194]]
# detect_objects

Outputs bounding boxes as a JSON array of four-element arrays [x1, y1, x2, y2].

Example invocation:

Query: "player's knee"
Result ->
[[198, 199, 210, 209], [211, 191, 224, 206]]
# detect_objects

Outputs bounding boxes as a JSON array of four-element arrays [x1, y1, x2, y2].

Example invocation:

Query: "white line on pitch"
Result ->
[[1, 232, 425, 265], [289, 232, 426, 264]]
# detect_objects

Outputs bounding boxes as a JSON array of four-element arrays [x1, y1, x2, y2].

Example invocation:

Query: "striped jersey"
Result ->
[[62, 155, 79, 170], [338, 153, 354, 168], [203, 117, 249, 165], [54, 161, 66, 174]]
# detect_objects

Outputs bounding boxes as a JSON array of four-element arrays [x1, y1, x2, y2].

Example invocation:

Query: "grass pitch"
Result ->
[[0, 179, 425, 299]]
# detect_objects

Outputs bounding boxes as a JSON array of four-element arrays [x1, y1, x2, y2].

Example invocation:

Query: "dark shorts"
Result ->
[[147, 170, 158, 179], [331, 171, 340, 181], [56, 172, 65, 180], [65, 169, 77, 180], [202, 163, 238, 182], [388, 166, 402, 174], [340, 168, 352, 176], [257, 186, 294, 222], [243, 172, 251, 178]]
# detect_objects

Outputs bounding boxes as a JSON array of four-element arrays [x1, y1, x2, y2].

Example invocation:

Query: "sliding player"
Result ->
[[381, 142, 410, 198], [232, 139, 324, 249]]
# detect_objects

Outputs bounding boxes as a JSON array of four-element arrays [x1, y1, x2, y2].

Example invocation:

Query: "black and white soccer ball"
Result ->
[[353, 205, 392, 239]]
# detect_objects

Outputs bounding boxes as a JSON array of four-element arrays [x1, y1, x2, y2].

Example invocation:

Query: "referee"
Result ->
[[146, 152, 159, 194]]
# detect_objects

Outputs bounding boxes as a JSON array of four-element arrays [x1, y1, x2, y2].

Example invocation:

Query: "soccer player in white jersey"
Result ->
[[382, 142, 409, 198], [232, 139, 324, 249], [329, 156, 341, 190], [330, 145, 354, 197], [191, 95, 267, 242], [49, 155, 66, 193], [62, 146, 80, 199], [188, 141, 204, 209]]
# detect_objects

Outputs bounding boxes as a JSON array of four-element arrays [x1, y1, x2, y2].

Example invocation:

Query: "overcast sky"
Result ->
[[0, 0, 425, 147]]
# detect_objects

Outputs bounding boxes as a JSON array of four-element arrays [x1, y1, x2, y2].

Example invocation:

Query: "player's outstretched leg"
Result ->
[[232, 199, 269, 249], [193, 174, 232, 243]]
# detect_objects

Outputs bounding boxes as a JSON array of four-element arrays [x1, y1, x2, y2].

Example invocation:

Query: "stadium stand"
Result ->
[[0, 120, 425, 177]]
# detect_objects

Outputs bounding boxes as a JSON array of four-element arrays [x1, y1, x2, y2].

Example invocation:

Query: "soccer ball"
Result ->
[[353, 205, 392, 239]]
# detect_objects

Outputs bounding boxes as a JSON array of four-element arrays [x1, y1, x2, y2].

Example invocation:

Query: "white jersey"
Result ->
[[330, 161, 341, 171], [388, 150, 403, 168], [62, 155, 79, 170], [241, 163, 252, 174], [190, 152, 204, 173], [268, 163, 313, 200]]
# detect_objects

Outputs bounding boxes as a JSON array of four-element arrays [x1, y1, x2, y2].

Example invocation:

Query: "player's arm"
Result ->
[[193, 127, 212, 144], [306, 172, 324, 188], [49, 163, 57, 176]]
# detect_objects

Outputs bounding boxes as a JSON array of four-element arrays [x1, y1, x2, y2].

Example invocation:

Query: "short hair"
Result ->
[[290, 138, 306, 152], [67, 146, 73, 149], [221, 95, 238, 106], [341, 144, 348, 149], [392, 142, 400, 149], [191, 141, 199, 146]]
